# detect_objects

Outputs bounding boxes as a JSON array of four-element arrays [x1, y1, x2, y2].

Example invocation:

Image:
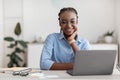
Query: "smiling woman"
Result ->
[[40, 7, 90, 70]]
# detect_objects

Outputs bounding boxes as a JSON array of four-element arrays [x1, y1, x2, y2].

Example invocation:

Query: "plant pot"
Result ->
[[104, 36, 113, 43]]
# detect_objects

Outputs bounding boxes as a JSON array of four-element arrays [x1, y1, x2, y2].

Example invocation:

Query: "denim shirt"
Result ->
[[40, 32, 90, 70]]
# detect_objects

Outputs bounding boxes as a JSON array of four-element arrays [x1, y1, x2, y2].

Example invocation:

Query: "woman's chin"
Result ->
[[64, 31, 74, 37], [65, 34, 72, 37], [66, 31, 73, 35]]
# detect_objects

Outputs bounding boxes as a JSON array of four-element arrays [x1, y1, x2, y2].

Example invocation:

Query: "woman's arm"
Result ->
[[50, 63, 73, 70], [67, 29, 80, 53], [40, 34, 55, 70], [70, 42, 80, 53]]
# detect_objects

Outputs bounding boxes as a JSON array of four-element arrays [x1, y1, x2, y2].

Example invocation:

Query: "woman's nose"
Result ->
[[67, 22, 72, 28]]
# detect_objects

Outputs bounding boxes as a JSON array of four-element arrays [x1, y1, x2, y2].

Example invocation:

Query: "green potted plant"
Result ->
[[4, 22, 28, 67], [104, 31, 114, 43]]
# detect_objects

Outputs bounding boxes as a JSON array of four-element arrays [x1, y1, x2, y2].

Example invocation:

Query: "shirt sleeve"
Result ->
[[81, 39, 91, 50], [40, 34, 55, 70]]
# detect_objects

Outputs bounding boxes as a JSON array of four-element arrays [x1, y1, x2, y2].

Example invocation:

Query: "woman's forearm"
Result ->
[[70, 42, 80, 53], [50, 63, 73, 70]]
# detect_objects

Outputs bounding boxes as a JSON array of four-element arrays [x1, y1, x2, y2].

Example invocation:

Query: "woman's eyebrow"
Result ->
[[61, 18, 75, 21], [60, 19, 67, 22], [71, 18, 76, 20]]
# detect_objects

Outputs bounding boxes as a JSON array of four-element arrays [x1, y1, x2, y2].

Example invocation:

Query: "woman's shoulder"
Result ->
[[46, 33, 60, 39], [77, 35, 89, 43], [77, 35, 91, 50]]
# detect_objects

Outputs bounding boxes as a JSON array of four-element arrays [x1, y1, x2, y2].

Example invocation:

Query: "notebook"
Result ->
[[67, 50, 116, 76]]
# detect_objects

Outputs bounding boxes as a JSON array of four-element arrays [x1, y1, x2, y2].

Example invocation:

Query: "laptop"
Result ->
[[67, 50, 116, 76]]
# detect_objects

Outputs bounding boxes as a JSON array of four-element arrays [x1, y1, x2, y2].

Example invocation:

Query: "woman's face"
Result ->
[[59, 11, 78, 37]]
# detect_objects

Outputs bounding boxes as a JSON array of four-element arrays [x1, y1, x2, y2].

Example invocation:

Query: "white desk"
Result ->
[[40, 69, 120, 80], [0, 68, 120, 80]]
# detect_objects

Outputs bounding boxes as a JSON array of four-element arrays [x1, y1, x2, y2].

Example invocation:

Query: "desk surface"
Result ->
[[0, 68, 120, 80]]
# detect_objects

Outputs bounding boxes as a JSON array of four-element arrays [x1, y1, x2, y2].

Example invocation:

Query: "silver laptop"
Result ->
[[67, 50, 116, 76]]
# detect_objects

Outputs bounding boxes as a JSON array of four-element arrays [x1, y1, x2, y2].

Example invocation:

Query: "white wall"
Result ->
[[23, 0, 115, 43], [115, 0, 120, 38], [0, 0, 3, 67], [4, 0, 23, 37], [115, 0, 120, 64], [23, 0, 59, 42], [116, 0, 120, 26]]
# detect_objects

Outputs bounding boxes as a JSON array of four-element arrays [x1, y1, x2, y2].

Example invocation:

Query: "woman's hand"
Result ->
[[67, 27, 78, 41], [67, 27, 80, 52]]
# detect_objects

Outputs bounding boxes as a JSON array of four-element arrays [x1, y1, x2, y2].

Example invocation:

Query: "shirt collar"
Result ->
[[59, 31, 82, 44], [59, 31, 65, 39]]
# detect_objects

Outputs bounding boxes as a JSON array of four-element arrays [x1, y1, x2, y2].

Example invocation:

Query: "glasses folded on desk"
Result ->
[[12, 68, 32, 76], [0, 68, 42, 77], [12, 68, 42, 76]]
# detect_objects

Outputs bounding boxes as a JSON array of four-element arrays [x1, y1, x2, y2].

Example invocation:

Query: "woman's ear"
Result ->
[[60, 28, 62, 32], [59, 21, 62, 32], [76, 19, 78, 24], [59, 20, 62, 26]]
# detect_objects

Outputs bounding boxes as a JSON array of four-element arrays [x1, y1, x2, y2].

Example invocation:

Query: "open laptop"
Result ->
[[67, 50, 116, 76]]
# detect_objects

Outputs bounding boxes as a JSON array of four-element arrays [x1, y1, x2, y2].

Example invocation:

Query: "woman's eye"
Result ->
[[61, 21, 67, 24], [71, 21, 75, 24]]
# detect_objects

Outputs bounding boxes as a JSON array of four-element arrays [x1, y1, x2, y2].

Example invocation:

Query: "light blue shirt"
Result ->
[[40, 32, 90, 70]]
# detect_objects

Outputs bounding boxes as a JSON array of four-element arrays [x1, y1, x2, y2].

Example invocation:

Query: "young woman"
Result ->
[[40, 7, 90, 70]]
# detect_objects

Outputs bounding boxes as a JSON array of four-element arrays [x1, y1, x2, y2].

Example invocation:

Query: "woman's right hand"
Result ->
[[67, 27, 78, 42]]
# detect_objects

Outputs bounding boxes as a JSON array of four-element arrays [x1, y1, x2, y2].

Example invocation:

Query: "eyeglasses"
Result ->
[[60, 20, 76, 25], [59, 18, 77, 25], [12, 68, 32, 76]]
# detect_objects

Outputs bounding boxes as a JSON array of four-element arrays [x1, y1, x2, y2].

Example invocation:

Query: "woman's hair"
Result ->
[[58, 7, 78, 20]]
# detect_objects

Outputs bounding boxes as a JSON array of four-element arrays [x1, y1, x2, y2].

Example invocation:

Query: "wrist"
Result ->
[[69, 39, 76, 45]]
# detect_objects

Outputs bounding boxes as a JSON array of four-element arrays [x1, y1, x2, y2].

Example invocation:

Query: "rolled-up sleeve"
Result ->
[[40, 34, 55, 70], [81, 39, 91, 50]]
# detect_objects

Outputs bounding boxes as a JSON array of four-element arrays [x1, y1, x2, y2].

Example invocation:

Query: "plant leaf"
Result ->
[[14, 22, 21, 36], [12, 55, 21, 67], [4, 37, 14, 42], [15, 54, 23, 62], [23, 63, 27, 67], [15, 47, 21, 53], [8, 43, 16, 48], [8, 61, 14, 68], [14, 61, 20, 67], [7, 54, 11, 56], [18, 40, 28, 48], [15, 47, 24, 53], [15, 41, 18, 46], [10, 52, 15, 60]]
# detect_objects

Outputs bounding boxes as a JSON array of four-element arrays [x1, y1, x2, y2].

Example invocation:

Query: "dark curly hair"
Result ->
[[58, 7, 78, 20]]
